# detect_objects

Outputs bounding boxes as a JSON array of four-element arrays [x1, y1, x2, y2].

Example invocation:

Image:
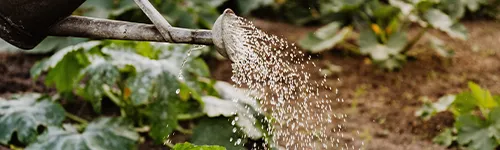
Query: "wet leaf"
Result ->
[[0, 94, 65, 144], [191, 117, 244, 150], [146, 72, 180, 143], [173, 142, 226, 150], [201, 96, 262, 139], [25, 117, 139, 150], [78, 61, 120, 113]]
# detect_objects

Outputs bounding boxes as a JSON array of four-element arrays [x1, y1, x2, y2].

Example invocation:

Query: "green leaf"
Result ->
[[424, 9, 467, 40], [455, 114, 498, 150], [432, 128, 454, 147], [0, 94, 65, 144], [449, 92, 477, 117], [25, 117, 139, 150], [201, 96, 262, 139], [173, 142, 226, 150], [191, 117, 244, 150], [468, 82, 497, 110], [424, 9, 453, 30], [146, 72, 180, 143], [30, 41, 102, 92], [79, 61, 121, 113], [126, 69, 162, 106], [299, 23, 352, 53]]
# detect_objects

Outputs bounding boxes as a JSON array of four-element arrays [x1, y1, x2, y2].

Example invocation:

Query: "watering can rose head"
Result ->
[[213, 9, 253, 63]]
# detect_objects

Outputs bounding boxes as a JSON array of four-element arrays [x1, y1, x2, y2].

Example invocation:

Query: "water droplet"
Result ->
[[175, 89, 180, 94]]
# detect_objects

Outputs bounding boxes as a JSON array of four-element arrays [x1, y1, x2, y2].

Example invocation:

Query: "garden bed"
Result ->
[[1, 19, 499, 150]]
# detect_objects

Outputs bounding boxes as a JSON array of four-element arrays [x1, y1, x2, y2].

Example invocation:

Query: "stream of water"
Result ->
[[223, 16, 360, 149]]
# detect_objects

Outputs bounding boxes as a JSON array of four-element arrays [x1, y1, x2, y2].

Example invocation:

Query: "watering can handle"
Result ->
[[48, 16, 213, 45], [0, 0, 214, 50]]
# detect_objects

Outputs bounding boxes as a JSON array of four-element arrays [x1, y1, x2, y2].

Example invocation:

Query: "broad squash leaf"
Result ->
[[173, 142, 226, 150], [0, 93, 65, 144], [30, 41, 102, 92], [299, 22, 352, 53], [424, 9, 467, 40], [146, 72, 180, 144], [201, 96, 262, 139], [455, 114, 498, 150], [78, 61, 121, 113], [191, 117, 245, 150], [416, 95, 455, 120], [25, 117, 139, 150]]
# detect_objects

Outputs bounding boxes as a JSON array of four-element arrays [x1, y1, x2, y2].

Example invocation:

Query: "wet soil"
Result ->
[[1, 19, 499, 150]]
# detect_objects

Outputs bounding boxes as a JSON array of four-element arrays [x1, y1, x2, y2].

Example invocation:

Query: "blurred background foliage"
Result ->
[[0, 0, 498, 69]]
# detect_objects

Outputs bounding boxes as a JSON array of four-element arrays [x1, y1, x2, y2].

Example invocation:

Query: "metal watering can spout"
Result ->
[[0, 0, 239, 61]]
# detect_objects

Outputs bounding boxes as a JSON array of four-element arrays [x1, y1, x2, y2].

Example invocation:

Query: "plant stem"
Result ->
[[175, 126, 193, 134], [65, 112, 88, 125], [339, 42, 361, 55], [102, 85, 125, 107], [402, 27, 429, 54], [177, 112, 206, 120], [164, 141, 175, 149]]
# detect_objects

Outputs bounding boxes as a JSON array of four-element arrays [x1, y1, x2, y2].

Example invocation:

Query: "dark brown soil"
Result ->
[[1, 19, 500, 150]]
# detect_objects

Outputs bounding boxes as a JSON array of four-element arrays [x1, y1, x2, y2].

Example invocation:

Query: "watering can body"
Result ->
[[0, 0, 86, 49]]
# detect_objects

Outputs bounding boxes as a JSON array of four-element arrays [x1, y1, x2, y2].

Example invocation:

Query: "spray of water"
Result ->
[[214, 10, 360, 149]]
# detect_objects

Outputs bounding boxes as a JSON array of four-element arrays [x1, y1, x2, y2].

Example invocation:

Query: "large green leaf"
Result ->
[[146, 72, 180, 144], [173, 142, 226, 150], [455, 114, 498, 150], [423, 8, 467, 40], [191, 117, 245, 150], [30, 41, 102, 92], [25, 117, 139, 150], [201, 96, 262, 139], [299, 23, 352, 53], [78, 61, 121, 112], [0, 94, 65, 144]]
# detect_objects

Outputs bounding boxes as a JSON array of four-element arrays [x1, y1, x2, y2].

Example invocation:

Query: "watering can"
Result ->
[[0, 0, 237, 61]]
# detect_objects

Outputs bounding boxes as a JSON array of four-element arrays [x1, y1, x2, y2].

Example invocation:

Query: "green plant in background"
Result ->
[[298, 0, 496, 70], [0, 41, 275, 149], [416, 82, 500, 150]]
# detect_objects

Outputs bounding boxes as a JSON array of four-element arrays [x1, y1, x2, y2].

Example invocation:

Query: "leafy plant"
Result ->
[[0, 94, 65, 145], [19, 40, 272, 149], [298, 0, 474, 70], [416, 82, 500, 150], [172, 142, 226, 150]]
